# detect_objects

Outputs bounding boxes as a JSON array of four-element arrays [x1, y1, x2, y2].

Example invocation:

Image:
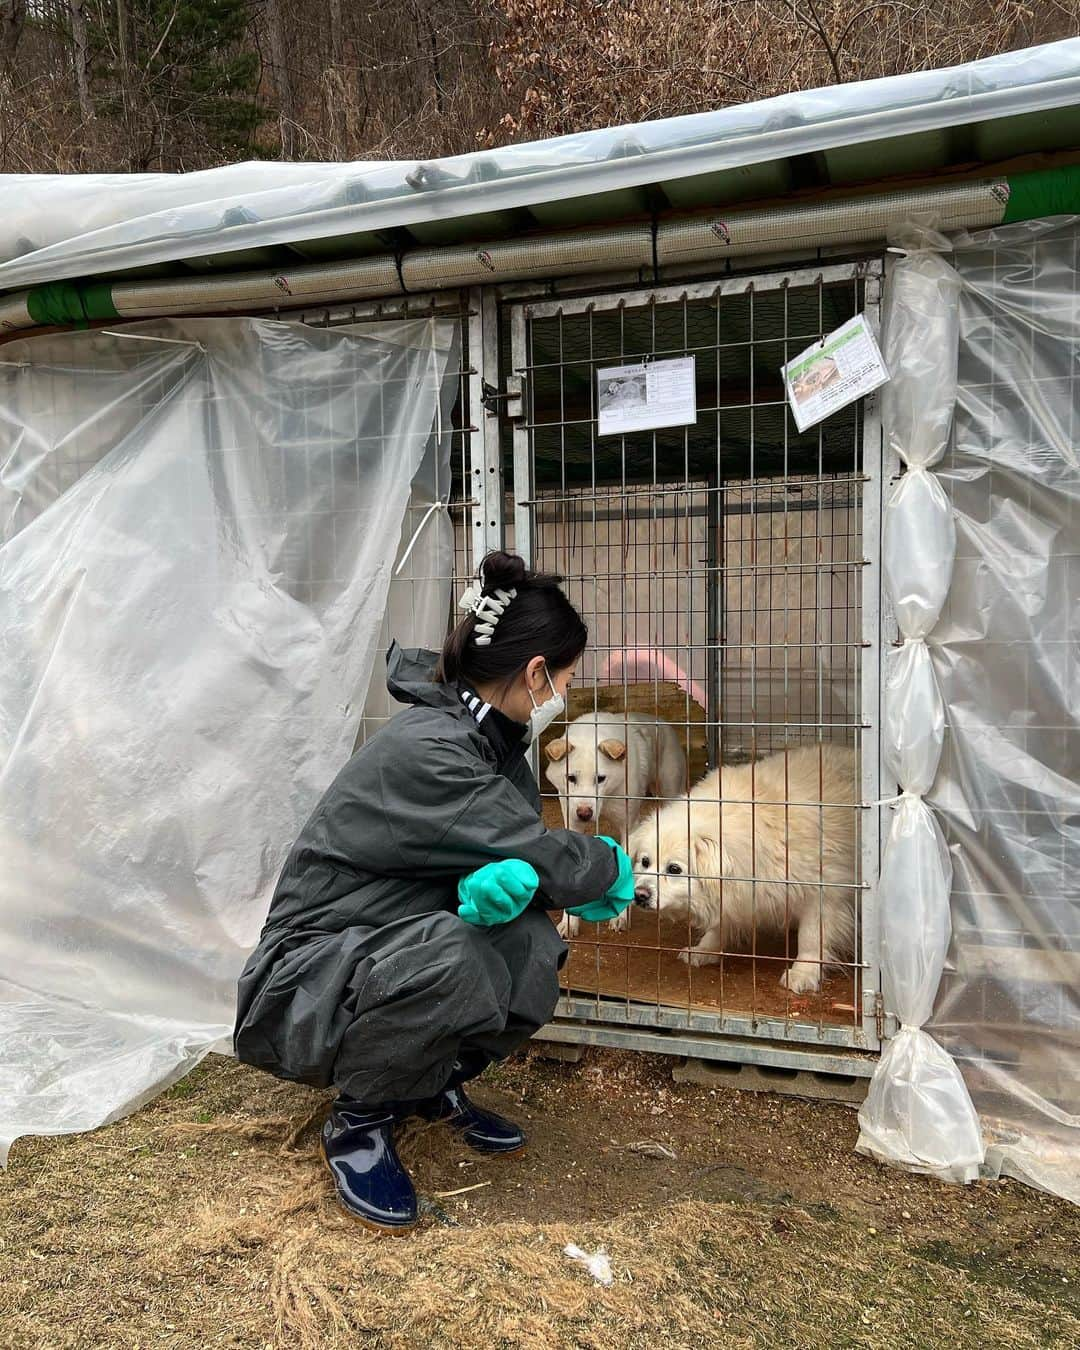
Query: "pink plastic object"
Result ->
[[599, 648, 708, 711]]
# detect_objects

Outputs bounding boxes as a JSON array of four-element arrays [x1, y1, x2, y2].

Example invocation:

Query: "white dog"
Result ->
[[545, 711, 685, 937], [628, 744, 857, 993]]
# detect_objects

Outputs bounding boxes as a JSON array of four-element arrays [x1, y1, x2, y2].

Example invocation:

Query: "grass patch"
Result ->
[[913, 1238, 1078, 1316], [1, 1052, 1077, 1350]]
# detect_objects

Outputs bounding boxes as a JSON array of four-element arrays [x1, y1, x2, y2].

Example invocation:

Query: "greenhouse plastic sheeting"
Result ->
[[928, 217, 1080, 1205], [358, 331, 458, 737], [0, 315, 458, 1163], [1, 40, 1079, 289], [857, 239, 985, 1183]]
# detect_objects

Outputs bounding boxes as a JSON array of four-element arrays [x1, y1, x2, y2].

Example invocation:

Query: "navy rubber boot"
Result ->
[[321, 1099, 418, 1232], [418, 1083, 526, 1155]]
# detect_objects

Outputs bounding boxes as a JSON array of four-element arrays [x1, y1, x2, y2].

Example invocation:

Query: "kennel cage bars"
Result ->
[[297, 263, 895, 1073], [509, 262, 893, 1060]]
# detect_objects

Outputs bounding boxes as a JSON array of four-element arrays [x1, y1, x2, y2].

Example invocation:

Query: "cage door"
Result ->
[[508, 264, 889, 1059]]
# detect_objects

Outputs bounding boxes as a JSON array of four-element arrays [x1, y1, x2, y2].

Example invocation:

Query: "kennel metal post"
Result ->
[[856, 267, 887, 1049], [510, 305, 534, 578], [467, 288, 507, 566], [509, 262, 886, 1065], [705, 475, 722, 771]]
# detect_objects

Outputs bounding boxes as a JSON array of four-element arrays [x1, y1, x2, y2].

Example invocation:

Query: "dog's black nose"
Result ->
[[633, 886, 653, 906], [575, 804, 593, 821]]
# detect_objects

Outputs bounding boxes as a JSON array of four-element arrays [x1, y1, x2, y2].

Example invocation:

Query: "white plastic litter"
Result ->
[[0, 315, 458, 1164], [563, 1243, 615, 1286]]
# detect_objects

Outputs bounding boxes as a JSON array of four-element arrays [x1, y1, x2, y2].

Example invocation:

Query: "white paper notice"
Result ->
[[597, 356, 697, 436], [782, 313, 889, 433]]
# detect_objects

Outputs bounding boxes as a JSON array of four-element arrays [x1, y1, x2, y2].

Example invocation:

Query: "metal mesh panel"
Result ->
[[298, 297, 477, 747]]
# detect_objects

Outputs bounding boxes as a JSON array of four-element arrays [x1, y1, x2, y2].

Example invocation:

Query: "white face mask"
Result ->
[[526, 667, 565, 744]]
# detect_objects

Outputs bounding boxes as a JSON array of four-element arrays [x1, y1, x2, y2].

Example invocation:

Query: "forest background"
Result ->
[[0, 1, 1077, 175]]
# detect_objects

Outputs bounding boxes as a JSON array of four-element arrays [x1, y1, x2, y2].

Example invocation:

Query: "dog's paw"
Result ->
[[608, 908, 631, 933], [556, 912, 581, 939], [678, 948, 721, 968], [779, 961, 820, 994]]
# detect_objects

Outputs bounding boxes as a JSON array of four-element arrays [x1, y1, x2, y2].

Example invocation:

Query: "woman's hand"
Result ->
[[457, 858, 540, 926], [563, 838, 635, 923]]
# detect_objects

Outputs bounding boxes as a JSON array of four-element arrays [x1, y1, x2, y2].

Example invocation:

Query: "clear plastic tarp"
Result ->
[[931, 218, 1080, 1205], [0, 40, 1078, 290], [358, 352, 458, 739], [0, 315, 458, 1162], [860, 219, 1080, 1204]]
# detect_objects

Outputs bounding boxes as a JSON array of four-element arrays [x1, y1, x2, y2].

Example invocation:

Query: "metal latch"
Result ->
[[481, 374, 524, 420]]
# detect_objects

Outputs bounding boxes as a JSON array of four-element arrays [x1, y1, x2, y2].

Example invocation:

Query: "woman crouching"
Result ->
[[233, 551, 633, 1231]]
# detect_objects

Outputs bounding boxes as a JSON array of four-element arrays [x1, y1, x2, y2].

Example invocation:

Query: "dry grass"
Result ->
[[1, 1050, 1077, 1349]]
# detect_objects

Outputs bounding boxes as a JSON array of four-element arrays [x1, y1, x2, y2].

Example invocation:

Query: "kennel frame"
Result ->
[[506, 261, 893, 1058]]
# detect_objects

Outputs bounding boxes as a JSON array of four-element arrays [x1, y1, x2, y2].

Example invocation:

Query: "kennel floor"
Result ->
[[558, 915, 859, 1028]]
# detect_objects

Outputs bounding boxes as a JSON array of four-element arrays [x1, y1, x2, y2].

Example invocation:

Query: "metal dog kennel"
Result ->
[[327, 256, 894, 1086]]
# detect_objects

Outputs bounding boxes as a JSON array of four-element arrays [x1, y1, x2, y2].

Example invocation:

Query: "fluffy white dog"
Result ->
[[544, 710, 685, 937], [628, 744, 858, 993]]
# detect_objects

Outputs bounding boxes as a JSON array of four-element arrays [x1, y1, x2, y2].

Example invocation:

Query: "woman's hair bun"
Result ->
[[480, 550, 528, 593], [435, 548, 584, 685]]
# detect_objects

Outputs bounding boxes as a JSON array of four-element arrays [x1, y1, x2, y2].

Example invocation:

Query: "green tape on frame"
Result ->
[[24, 281, 119, 329]]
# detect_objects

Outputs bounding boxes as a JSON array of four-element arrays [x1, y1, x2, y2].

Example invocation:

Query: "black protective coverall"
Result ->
[[234, 644, 617, 1107]]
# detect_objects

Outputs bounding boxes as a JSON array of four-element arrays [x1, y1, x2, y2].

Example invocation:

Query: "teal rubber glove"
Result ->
[[564, 836, 635, 923], [457, 858, 540, 927]]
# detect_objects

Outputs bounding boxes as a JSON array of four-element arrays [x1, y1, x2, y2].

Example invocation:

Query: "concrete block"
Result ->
[[673, 1055, 868, 1108]]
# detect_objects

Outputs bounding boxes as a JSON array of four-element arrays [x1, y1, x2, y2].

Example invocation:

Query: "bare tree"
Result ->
[[114, 0, 133, 125], [264, 0, 297, 158], [322, 0, 347, 157], [0, 0, 25, 87], [68, 0, 94, 122], [328, 0, 343, 69]]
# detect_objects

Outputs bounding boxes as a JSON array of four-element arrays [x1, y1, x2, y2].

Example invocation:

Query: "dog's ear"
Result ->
[[545, 738, 569, 763], [598, 738, 627, 762], [693, 834, 727, 883]]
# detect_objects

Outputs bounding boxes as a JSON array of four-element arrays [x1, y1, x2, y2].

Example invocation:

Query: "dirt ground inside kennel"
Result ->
[[556, 921, 859, 1026], [2, 1050, 1077, 1350]]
